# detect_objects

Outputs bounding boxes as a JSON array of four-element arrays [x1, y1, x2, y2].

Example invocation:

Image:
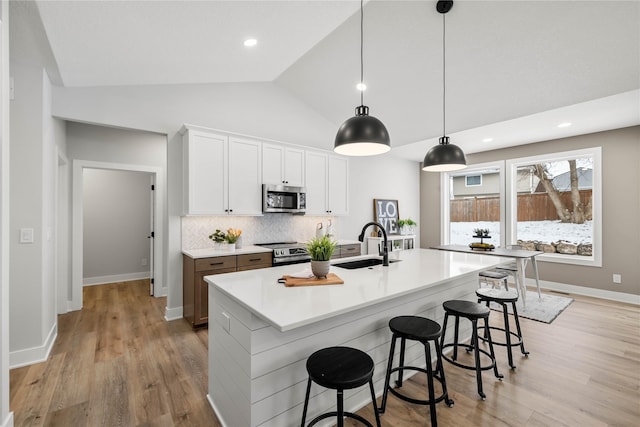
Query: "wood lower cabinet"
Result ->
[[236, 252, 272, 271], [183, 252, 272, 327], [330, 243, 362, 259]]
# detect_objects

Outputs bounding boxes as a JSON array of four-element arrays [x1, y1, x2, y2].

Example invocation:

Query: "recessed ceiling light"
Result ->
[[244, 38, 257, 47], [356, 82, 367, 91], [557, 122, 572, 128], [482, 138, 493, 143]]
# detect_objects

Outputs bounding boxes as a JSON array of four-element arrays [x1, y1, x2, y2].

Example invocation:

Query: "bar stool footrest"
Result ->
[[441, 343, 501, 375], [478, 326, 528, 353], [386, 366, 452, 407], [307, 411, 373, 427]]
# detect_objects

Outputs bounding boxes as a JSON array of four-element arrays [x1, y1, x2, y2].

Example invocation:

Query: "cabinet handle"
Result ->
[[210, 262, 224, 266], [249, 258, 261, 262]]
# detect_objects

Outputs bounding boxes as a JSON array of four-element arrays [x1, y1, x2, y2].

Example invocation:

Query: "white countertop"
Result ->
[[206, 249, 509, 332], [182, 245, 272, 259]]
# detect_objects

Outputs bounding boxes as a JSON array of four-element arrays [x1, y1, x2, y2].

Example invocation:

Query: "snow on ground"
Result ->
[[450, 220, 593, 246]]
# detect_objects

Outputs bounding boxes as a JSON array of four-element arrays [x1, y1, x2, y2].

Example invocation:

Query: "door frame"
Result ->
[[71, 159, 165, 311]]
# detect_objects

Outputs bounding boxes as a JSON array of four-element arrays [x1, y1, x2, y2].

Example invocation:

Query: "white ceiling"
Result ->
[[18, 1, 640, 160]]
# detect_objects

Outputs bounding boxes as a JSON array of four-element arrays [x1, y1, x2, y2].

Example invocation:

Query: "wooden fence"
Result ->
[[450, 190, 592, 222]]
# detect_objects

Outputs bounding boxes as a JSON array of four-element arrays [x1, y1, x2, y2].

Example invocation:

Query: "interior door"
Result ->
[[149, 174, 155, 296]]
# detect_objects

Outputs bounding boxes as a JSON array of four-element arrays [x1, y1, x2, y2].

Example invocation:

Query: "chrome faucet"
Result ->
[[358, 221, 389, 266]]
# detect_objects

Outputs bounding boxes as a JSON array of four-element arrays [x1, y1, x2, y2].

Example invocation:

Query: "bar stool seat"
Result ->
[[301, 346, 381, 427], [440, 300, 503, 400], [476, 287, 529, 369], [379, 316, 453, 426], [478, 270, 510, 291]]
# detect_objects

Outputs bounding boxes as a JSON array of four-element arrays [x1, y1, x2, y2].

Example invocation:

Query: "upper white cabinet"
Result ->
[[262, 143, 305, 187], [182, 127, 262, 215], [227, 136, 262, 215], [304, 151, 349, 216]]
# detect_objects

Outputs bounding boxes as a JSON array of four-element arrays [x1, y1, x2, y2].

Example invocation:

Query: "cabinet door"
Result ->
[[228, 137, 262, 215], [304, 151, 329, 215], [284, 147, 305, 187], [328, 155, 349, 215], [262, 143, 285, 185], [184, 130, 227, 215]]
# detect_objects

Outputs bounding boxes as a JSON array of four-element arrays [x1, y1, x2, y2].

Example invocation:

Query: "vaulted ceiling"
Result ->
[[11, 0, 640, 160]]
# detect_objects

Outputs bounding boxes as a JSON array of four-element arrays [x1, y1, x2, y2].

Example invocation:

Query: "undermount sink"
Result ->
[[333, 258, 402, 270]]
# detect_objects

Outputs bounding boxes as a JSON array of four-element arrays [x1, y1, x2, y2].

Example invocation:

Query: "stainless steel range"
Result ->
[[255, 242, 310, 266]]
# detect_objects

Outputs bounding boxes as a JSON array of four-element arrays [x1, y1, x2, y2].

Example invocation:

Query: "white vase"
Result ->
[[310, 260, 330, 279]]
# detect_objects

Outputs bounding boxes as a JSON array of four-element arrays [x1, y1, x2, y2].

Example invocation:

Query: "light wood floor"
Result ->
[[10, 280, 640, 426]]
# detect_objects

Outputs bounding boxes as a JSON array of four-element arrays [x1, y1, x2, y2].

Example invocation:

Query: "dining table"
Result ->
[[431, 244, 543, 307]]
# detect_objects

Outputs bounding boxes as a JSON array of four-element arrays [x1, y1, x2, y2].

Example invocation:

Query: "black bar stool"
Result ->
[[301, 346, 381, 427], [476, 287, 529, 369], [440, 300, 503, 400], [379, 316, 453, 426]]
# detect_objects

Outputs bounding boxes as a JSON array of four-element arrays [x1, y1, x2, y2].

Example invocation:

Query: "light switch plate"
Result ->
[[19, 228, 34, 243]]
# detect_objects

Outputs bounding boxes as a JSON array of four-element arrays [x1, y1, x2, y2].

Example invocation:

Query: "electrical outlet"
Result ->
[[612, 274, 622, 284], [141, 258, 148, 266], [19, 228, 34, 243]]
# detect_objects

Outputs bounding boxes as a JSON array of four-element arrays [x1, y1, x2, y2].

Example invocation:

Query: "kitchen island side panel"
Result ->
[[209, 274, 478, 427]]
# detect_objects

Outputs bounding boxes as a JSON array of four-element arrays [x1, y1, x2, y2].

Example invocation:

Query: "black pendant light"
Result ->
[[334, 0, 390, 156], [422, 0, 467, 172]]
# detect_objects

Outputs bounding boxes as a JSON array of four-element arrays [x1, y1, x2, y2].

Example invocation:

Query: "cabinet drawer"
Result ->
[[237, 252, 272, 268], [195, 256, 237, 272], [339, 244, 361, 258]]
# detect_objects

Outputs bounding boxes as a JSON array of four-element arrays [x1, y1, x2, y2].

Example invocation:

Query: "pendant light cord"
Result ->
[[442, 12, 446, 138], [360, 0, 364, 106]]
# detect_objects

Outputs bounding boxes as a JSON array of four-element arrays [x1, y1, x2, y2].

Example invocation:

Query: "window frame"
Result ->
[[505, 147, 602, 267]]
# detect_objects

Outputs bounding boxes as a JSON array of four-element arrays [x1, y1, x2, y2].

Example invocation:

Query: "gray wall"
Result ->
[[9, 60, 62, 365], [452, 172, 500, 197], [421, 126, 640, 296], [83, 169, 151, 283], [1, 0, 11, 421]]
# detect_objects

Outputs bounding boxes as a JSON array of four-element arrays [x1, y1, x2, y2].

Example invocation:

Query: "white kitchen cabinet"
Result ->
[[183, 129, 227, 215], [182, 126, 262, 215], [304, 150, 349, 216], [262, 143, 305, 187], [367, 235, 416, 255], [227, 136, 262, 215]]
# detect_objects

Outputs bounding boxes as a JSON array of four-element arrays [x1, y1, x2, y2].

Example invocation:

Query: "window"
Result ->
[[507, 147, 601, 266], [442, 162, 505, 247], [442, 147, 601, 267], [465, 175, 482, 187]]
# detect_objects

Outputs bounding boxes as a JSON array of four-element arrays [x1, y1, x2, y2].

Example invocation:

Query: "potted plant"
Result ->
[[225, 228, 242, 250], [209, 229, 226, 250], [306, 235, 337, 279], [398, 218, 417, 235]]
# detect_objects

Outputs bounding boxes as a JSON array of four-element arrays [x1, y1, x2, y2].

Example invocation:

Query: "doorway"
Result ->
[[71, 160, 164, 311]]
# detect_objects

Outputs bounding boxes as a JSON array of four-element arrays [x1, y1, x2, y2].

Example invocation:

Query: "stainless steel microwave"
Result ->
[[262, 184, 306, 214]]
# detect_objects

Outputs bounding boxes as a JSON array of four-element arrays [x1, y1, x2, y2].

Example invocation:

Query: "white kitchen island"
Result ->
[[205, 248, 508, 427]]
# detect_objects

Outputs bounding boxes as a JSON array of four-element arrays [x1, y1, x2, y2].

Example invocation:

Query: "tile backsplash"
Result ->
[[182, 215, 342, 250]]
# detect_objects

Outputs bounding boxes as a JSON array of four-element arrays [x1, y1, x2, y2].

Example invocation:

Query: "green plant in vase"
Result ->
[[398, 218, 417, 235], [306, 235, 337, 278]]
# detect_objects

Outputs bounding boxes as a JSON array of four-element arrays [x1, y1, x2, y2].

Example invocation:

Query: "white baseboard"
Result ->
[[1, 412, 14, 427], [154, 286, 168, 297], [9, 322, 57, 369], [164, 305, 183, 321], [83, 272, 150, 286], [527, 278, 640, 305]]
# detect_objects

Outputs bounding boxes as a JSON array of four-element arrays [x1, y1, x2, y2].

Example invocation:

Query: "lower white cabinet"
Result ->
[[367, 235, 416, 255], [304, 151, 348, 215]]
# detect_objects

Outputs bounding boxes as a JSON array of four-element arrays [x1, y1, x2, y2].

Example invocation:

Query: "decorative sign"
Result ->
[[373, 199, 399, 235]]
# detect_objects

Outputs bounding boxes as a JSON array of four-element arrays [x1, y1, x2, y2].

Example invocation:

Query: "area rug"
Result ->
[[490, 291, 573, 324]]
